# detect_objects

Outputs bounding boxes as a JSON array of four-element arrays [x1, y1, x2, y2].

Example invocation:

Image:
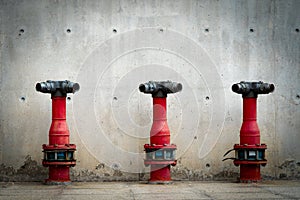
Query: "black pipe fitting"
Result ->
[[36, 80, 80, 97], [232, 81, 274, 98], [139, 81, 182, 97]]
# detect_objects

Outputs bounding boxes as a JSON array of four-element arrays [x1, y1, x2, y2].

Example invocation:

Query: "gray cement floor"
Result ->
[[1, 181, 300, 200]]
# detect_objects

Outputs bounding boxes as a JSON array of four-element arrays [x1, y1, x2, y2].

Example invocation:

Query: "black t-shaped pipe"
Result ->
[[232, 81, 274, 98], [139, 81, 182, 98], [36, 80, 80, 98]]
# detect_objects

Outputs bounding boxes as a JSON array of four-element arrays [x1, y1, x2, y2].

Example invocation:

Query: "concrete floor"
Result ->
[[0, 181, 300, 200]]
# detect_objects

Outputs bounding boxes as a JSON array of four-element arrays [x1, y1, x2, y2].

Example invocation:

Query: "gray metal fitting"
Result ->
[[139, 80, 182, 97], [36, 80, 80, 97], [232, 81, 274, 98]]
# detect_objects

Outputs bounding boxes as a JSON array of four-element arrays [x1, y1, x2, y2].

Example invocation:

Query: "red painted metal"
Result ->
[[42, 96, 75, 184], [149, 165, 171, 182], [235, 98, 263, 181], [149, 97, 175, 182], [240, 98, 259, 145], [151, 98, 169, 145], [49, 97, 69, 145]]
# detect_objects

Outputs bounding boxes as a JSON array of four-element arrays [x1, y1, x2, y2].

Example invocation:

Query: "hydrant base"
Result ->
[[239, 164, 261, 182], [149, 165, 172, 182], [148, 181, 173, 184], [44, 180, 72, 185]]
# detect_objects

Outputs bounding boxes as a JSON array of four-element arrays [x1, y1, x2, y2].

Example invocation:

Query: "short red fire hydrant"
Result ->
[[36, 80, 79, 184], [224, 81, 274, 182], [139, 80, 182, 183]]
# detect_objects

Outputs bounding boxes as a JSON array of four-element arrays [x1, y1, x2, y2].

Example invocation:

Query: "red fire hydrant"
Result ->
[[36, 80, 79, 184], [224, 81, 274, 182], [139, 81, 182, 183]]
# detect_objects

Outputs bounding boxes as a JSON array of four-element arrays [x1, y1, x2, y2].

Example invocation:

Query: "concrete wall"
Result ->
[[0, 0, 299, 181]]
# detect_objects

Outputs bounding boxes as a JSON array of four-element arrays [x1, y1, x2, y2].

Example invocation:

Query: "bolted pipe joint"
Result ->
[[36, 80, 80, 97], [232, 81, 274, 98], [139, 80, 182, 98]]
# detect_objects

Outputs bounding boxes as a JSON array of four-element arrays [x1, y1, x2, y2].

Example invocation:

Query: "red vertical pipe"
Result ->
[[47, 96, 70, 182], [240, 98, 260, 145], [240, 97, 260, 181], [150, 98, 170, 145], [149, 97, 171, 182], [50, 97, 69, 144]]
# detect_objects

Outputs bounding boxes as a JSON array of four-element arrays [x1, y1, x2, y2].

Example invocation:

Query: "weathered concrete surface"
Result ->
[[0, 0, 300, 181], [1, 181, 300, 200]]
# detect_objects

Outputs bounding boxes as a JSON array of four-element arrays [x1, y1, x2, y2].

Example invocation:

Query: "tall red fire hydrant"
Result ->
[[224, 81, 274, 182], [36, 80, 80, 184], [139, 80, 182, 183]]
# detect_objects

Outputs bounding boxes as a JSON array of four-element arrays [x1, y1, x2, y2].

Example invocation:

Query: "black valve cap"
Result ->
[[163, 81, 183, 93], [36, 81, 54, 93], [65, 82, 80, 93], [232, 82, 250, 94], [139, 82, 156, 93], [259, 82, 275, 94], [35, 82, 43, 92], [35, 82, 44, 92]]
